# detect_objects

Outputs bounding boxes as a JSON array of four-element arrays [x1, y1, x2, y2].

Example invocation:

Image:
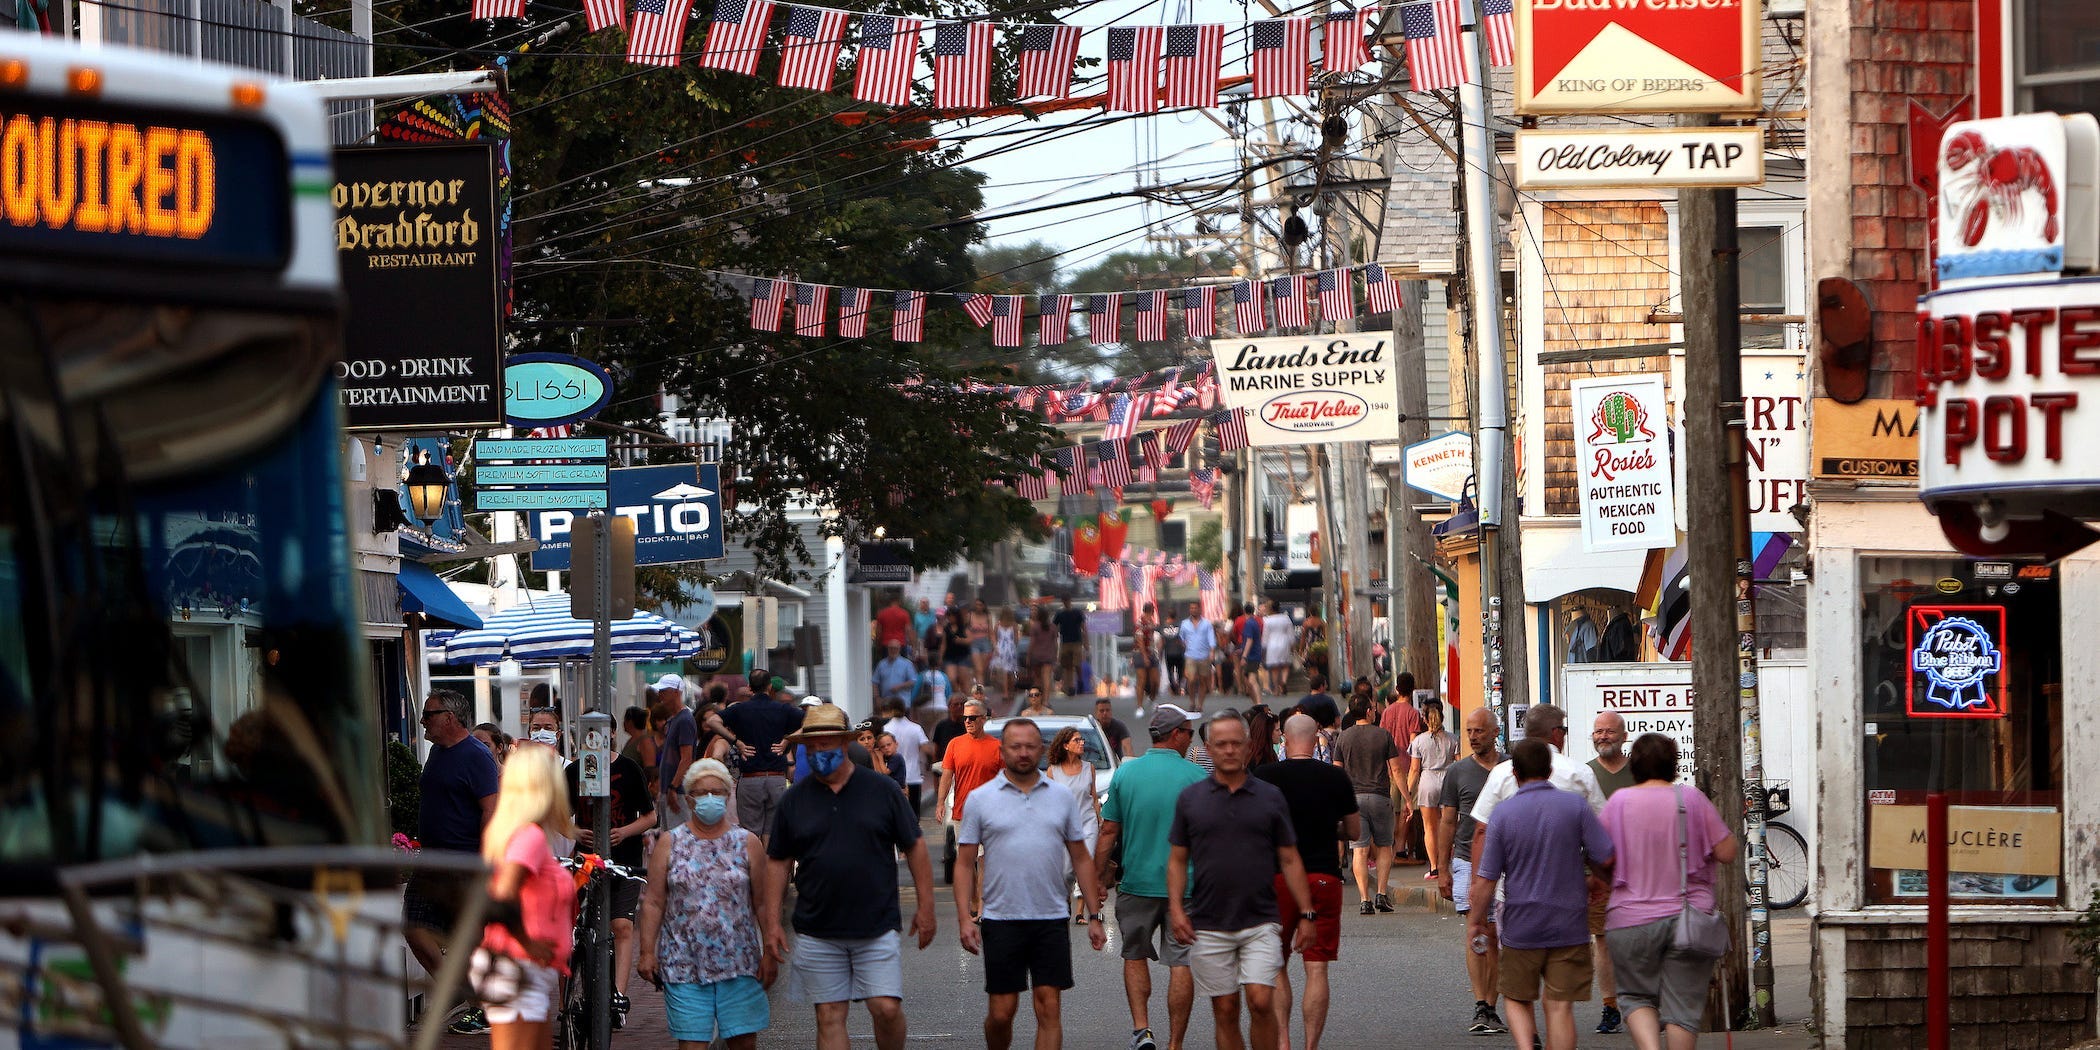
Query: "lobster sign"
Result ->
[[1934, 112, 2098, 282]]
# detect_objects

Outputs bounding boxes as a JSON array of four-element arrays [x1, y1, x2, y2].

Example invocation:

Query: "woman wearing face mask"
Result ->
[[638, 758, 775, 1049], [524, 706, 565, 755]]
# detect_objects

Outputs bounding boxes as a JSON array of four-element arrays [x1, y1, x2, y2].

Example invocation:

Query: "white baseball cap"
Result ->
[[800, 695, 828, 708], [653, 673, 687, 693]]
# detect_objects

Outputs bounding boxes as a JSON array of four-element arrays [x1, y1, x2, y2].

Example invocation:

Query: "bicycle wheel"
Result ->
[[1756, 821, 1810, 911]]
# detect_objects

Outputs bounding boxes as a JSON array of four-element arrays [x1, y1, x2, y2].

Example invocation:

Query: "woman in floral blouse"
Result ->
[[638, 758, 775, 1049]]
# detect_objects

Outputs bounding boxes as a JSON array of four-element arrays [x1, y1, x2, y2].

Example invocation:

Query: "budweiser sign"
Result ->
[[1209, 332, 1399, 448], [1516, 0, 1762, 115]]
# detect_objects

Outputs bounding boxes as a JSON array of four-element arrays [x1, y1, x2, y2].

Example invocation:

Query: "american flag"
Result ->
[[1105, 27, 1164, 114], [1155, 382, 1199, 415], [1211, 407, 1250, 451], [777, 6, 849, 90], [1249, 18, 1310, 99], [853, 15, 921, 107], [1402, 0, 1464, 91], [1016, 24, 1082, 99], [582, 0, 622, 34], [1232, 279, 1265, 333], [891, 289, 926, 342], [1189, 466, 1218, 509], [1061, 390, 1100, 418], [1132, 561, 1157, 613], [1362, 264, 1402, 314], [473, 0, 520, 22], [1134, 290, 1169, 342], [1323, 6, 1374, 72], [1482, 0, 1515, 67], [1040, 294, 1075, 345], [1318, 268, 1356, 322], [933, 22, 995, 110], [793, 282, 829, 336], [697, 0, 772, 75], [1198, 566, 1227, 621], [1162, 24, 1225, 108], [1103, 394, 1137, 440], [1098, 559, 1129, 611], [1270, 274, 1310, 328], [1154, 367, 1183, 411], [1050, 445, 1082, 482], [1136, 430, 1165, 473], [1095, 440, 1132, 489], [1087, 293, 1122, 344], [1182, 286, 1218, 337], [1165, 417, 1202, 456], [991, 295, 1024, 346], [837, 287, 871, 337], [1017, 456, 1050, 500], [957, 293, 995, 327], [624, 0, 695, 64], [749, 277, 787, 330]]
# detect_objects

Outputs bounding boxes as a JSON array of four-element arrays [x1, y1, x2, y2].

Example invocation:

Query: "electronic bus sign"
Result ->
[[0, 98, 290, 269]]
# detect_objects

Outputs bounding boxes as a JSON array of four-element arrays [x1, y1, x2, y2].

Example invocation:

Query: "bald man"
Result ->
[[1441, 707, 1507, 1036], [1253, 714, 1359, 1050], [1585, 711, 1635, 1034]]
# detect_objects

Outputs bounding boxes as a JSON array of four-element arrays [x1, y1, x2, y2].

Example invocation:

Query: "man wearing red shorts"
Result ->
[[1252, 714, 1360, 1050]]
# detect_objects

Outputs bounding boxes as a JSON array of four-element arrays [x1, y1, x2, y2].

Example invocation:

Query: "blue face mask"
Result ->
[[693, 794, 729, 825], [808, 746, 846, 777]]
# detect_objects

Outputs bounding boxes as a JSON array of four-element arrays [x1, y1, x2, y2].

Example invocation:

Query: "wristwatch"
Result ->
[[1084, 913, 1104, 923], [1298, 910, 1318, 921]]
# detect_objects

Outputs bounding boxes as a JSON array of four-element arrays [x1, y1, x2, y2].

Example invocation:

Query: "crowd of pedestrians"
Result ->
[[408, 597, 1744, 1050]]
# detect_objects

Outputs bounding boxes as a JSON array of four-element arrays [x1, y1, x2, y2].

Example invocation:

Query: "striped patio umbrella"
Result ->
[[443, 596, 690, 665]]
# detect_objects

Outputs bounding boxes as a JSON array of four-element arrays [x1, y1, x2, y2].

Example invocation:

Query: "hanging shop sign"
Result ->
[[332, 144, 503, 431], [1208, 332, 1400, 447], [852, 540, 916, 584], [1932, 113, 2098, 284], [1904, 604, 2006, 719], [1402, 431, 1474, 501], [1560, 662, 1698, 776], [502, 353, 614, 428], [1571, 374, 1676, 553], [1741, 353, 1809, 532], [1867, 805, 2061, 881], [528, 464, 724, 571], [1810, 398, 1918, 480], [1514, 0, 1762, 115], [1513, 128, 1765, 190]]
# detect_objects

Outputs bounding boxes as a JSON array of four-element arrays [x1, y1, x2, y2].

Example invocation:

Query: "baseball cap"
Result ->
[[800, 695, 828, 708], [653, 673, 686, 693], [1149, 703, 1194, 739]]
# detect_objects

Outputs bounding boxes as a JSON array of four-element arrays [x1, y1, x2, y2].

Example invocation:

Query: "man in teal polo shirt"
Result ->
[[1096, 704, 1209, 1050]]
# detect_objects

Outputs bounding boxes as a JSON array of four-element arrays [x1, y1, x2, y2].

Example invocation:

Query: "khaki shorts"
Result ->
[[1058, 642, 1085, 676], [1498, 943, 1594, 1003], [1588, 894, 1610, 938]]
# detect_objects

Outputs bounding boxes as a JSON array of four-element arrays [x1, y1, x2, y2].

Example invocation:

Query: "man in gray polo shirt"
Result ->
[[957, 718, 1109, 1050], [1166, 712, 1315, 1050]]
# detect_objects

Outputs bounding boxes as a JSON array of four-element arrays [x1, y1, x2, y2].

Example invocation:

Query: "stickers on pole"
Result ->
[[1570, 374, 1675, 552]]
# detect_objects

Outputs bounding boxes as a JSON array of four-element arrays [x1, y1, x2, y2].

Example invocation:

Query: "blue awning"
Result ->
[[398, 563, 483, 630]]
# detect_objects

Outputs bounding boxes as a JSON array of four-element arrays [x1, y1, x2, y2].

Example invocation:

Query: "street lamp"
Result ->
[[405, 451, 449, 524]]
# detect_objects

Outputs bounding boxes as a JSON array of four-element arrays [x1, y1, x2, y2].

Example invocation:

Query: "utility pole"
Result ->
[[1455, 0, 1519, 735], [1680, 178, 1772, 1028], [1392, 281, 1439, 691]]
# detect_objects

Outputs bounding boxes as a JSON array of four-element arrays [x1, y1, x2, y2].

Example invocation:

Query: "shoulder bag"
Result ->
[[1671, 785, 1733, 957]]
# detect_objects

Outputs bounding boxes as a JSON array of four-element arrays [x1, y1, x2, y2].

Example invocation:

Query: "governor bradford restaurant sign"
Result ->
[[1209, 332, 1400, 448], [1571, 374, 1676, 553], [333, 144, 504, 431], [1515, 0, 1762, 115]]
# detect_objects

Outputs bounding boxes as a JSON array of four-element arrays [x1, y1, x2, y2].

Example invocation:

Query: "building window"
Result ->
[[2018, 0, 2100, 114], [1856, 557, 2063, 905], [1739, 225, 1790, 349]]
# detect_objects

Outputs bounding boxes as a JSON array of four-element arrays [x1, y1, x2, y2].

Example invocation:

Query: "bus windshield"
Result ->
[[0, 295, 379, 884]]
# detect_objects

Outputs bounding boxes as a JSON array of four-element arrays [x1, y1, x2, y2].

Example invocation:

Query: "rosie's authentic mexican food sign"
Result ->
[[1209, 332, 1400, 448], [1571, 374, 1676, 553], [332, 144, 503, 431]]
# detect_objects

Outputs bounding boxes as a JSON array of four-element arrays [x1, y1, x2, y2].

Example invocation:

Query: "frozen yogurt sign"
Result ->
[[1209, 332, 1399, 447], [1515, 0, 1762, 115], [1572, 374, 1675, 552]]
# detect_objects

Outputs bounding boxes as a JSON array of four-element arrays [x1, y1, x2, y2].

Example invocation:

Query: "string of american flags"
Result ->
[[750, 263, 1409, 345], [490, 0, 1515, 107]]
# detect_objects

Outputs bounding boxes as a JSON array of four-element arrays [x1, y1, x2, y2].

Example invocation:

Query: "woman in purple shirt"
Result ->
[[1598, 734, 1740, 1050]]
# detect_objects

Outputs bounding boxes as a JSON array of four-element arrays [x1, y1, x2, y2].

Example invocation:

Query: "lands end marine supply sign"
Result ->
[[333, 144, 502, 430], [1571, 374, 1676, 553], [1515, 0, 1761, 115], [1208, 332, 1400, 447]]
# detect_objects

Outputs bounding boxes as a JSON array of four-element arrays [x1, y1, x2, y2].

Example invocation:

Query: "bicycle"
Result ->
[[556, 855, 649, 1050], [1747, 783, 1811, 911]]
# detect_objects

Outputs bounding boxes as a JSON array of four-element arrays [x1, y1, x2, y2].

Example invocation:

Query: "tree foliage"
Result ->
[[357, 0, 1068, 584]]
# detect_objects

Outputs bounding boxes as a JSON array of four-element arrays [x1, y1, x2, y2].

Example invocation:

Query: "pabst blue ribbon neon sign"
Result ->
[[1905, 605, 2008, 719]]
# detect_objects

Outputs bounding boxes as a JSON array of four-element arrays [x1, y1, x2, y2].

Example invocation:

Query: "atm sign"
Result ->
[[0, 99, 289, 269]]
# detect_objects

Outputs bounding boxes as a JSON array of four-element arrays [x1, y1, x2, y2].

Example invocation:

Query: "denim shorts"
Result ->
[[470, 949, 559, 1025], [664, 975, 769, 1041], [787, 930, 903, 1004]]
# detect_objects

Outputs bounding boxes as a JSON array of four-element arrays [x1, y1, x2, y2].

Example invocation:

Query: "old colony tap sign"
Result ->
[[1917, 112, 2100, 557], [1571, 374, 1676, 552], [1208, 332, 1400, 447]]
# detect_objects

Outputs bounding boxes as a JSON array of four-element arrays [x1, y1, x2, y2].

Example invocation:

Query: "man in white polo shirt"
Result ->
[[956, 717, 1109, 1050]]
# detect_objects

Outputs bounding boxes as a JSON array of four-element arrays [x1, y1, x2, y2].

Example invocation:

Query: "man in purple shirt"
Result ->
[[1468, 739, 1614, 1050]]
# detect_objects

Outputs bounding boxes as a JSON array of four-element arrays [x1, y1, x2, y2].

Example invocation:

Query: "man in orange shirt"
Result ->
[[938, 699, 1004, 914]]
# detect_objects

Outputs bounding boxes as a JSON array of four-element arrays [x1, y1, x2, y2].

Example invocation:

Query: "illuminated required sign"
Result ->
[[0, 99, 289, 269]]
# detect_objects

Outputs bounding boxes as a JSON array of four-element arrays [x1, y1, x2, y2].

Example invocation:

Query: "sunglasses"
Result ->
[[419, 708, 447, 723], [963, 715, 986, 722]]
